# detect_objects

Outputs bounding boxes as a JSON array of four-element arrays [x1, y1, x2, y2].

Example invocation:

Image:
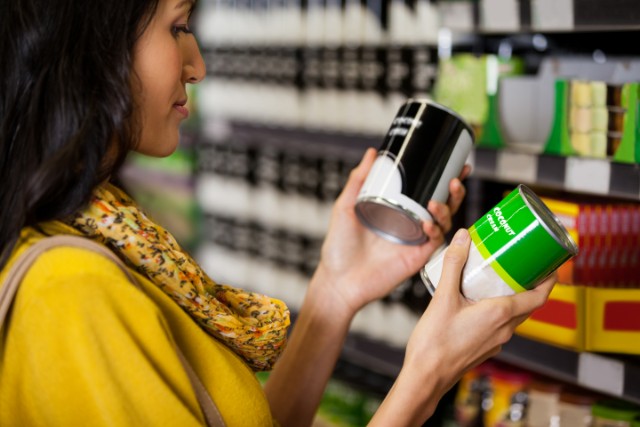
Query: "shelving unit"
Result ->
[[339, 330, 640, 405], [183, 1, 640, 422], [471, 146, 640, 200], [211, 119, 640, 201], [199, 119, 640, 406], [498, 335, 640, 405]]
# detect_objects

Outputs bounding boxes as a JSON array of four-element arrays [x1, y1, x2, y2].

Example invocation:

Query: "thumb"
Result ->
[[335, 147, 377, 208], [436, 228, 471, 298]]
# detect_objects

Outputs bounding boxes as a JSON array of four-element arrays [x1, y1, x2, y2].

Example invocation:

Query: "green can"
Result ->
[[421, 184, 579, 300]]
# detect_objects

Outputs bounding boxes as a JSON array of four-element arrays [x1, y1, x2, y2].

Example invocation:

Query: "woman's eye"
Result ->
[[172, 24, 193, 37]]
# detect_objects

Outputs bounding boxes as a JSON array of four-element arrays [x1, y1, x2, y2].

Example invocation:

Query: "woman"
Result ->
[[0, 0, 555, 425]]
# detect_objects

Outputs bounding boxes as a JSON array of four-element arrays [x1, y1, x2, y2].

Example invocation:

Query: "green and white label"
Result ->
[[469, 186, 571, 293]]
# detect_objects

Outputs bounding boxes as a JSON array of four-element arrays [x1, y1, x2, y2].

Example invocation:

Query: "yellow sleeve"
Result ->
[[0, 247, 207, 427]]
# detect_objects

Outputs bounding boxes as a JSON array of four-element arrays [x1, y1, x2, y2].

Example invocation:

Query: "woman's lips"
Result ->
[[173, 103, 189, 118]]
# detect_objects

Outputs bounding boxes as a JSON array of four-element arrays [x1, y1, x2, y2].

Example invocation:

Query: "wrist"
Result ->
[[371, 356, 450, 426], [306, 262, 360, 325]]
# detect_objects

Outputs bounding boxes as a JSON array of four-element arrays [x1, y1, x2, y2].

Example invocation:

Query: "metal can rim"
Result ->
[[518, 184, 579, 256], [355, 196, 428, 245]]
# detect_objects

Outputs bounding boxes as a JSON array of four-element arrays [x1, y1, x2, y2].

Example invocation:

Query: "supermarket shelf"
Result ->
[[499, 334, 640, 405], [573, 0, 640, 30], [476, 0, 640, 35], [341, 332, 404, 379], [206, 120, 640, 201], [341, 331, 640, 405], [202, 119, 373, 162], [470, 146, 640, 201]]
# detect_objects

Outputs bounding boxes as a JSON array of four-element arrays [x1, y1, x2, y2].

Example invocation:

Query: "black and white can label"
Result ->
[[356, 99, 474, 245], [355, 99, 474, 245]]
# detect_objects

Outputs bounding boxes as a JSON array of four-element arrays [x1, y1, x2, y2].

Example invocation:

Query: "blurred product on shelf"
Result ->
[[455, 360, 640, 427], [454, 363, 491, 427], [196, 0, 640, 162], [525, 379, 562, 427], [455, 361, 533, 427], [558, 387, 598, 427], [198, 32, 640, 163], [482, 365, 531, 427], [433, 53, 524, 147], [592, 400, 640, 427], [313, 380, 382, 427], [546, 78, 639, 163], [480, 0, 521, 32], [530, 0, 573, 31], [542, 196, 640, 288], [516, 280, 640, 355]]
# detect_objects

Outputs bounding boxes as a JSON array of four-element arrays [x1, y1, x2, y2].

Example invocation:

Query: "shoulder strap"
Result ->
[[0, 235, 226, 427]]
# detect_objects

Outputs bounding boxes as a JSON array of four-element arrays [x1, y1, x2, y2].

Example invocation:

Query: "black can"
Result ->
[[355, 99, 474, 245]]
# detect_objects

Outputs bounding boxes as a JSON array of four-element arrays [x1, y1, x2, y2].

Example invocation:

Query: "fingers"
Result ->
[[425, 167, 469, 233], [335, 148, 377, 209], [446, 164, 471, 215], [427, 201, 452, 233], [502, 271, 557, 319], [459, 164, 472, 181], [422, 220, 445, 249], [535, 272, 558, 298], [434, 229, 470, 298], [447, 178, 467, 217]]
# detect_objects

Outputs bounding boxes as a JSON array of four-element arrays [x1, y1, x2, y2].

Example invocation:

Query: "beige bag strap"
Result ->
[[0, 235, 225, 427]]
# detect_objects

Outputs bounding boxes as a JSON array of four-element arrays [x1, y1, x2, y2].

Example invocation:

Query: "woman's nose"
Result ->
[[183, 37, 206, 84]]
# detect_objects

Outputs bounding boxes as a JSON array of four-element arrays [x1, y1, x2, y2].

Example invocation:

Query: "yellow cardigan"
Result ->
[[0, 226, 274, 426]]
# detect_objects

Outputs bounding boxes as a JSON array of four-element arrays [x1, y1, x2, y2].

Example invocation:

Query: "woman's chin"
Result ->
[[134, 140, 180, 158]]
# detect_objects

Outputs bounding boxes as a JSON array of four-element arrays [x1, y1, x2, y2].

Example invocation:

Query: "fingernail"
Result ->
[[451, 229, 469, 245]]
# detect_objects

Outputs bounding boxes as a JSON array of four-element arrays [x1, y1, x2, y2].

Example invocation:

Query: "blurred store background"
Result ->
[[119, 0, 640, 425]]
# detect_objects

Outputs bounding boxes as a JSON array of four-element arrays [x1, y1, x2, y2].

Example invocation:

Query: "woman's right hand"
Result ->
[[369, 228, 556, 426]]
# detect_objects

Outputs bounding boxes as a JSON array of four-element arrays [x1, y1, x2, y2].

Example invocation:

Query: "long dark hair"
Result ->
[[0, 0, 159, 268]]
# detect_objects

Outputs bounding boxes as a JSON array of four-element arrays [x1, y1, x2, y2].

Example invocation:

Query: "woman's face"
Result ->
[[131, 0, 205, 157]]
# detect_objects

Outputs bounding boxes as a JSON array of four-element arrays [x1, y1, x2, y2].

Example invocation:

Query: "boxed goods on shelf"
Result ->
[[454, 361, 531, 427], [488, 56, 640, 162], [545, 79, 640, 163], [591, 400, 640, 427], [516, 283, 586, 351], [452, 360, 640, 427], [517, 285, 640, 355], [541, 196, 639, 288], [585, 287, 640, 354], [516, 194, 640, 355]]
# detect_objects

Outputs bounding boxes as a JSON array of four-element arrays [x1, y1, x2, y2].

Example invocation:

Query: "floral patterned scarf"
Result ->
[[64, 182, 290, 371]]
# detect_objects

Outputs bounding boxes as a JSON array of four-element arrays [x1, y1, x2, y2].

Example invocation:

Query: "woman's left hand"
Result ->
[[268, 148, 469, 426], [311, 148, 470, 316]]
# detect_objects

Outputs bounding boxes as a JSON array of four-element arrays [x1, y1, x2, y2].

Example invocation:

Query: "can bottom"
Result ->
[[355, 199, 427, 245]]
